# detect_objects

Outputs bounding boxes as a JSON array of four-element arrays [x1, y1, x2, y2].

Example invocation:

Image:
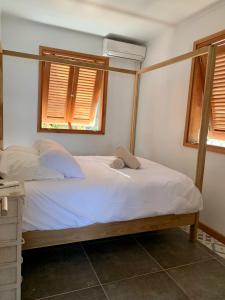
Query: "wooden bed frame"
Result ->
[[0, 44, 216, 249], [22, 213, 198, 250]]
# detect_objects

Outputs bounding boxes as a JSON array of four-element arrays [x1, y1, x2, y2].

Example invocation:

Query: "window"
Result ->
[[38, 46, 109, 134], [184, 30, 225, 153]]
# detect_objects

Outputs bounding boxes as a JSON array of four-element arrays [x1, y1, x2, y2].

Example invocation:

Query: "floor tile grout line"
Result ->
[[80, 242, 111, 300], [133, 237, 192, 300], [100, 257, 221, 288], [163, 257, 216, 272], [82, 236, 170, 287], [197, 241, 225, 267], [134, 234, 220, 270], [102, 270, 165, 287], [133, 237, 165, 270], [163, 269, 193, 300], [212, 256, 225, 267], [36, 284, 101, 300]]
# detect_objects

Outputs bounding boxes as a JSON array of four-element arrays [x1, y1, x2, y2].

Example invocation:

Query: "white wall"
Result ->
[[136, 2, 225, 235], [2, 14, 139, 155]]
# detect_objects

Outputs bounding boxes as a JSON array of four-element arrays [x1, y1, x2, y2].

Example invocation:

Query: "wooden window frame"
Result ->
[[184, 29, 225, 155], [38, 46, 109, 135]]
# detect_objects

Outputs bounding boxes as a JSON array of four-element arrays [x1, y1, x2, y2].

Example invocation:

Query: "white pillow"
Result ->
[[40, 149, 84, 178], [33, 139, 67, 154], [5, 145, 38, 155], [0, 150, 64, 181]]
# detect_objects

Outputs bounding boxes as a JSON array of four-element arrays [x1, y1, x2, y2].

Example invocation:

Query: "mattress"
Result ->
[[22, 156, 203, 232]]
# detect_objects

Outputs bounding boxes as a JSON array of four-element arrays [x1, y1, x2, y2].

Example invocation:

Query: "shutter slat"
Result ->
[[75, 96, 93, 101], [212, 103, 225, 106], [212, 87, 225, 91], [214, 71, 225, 76]]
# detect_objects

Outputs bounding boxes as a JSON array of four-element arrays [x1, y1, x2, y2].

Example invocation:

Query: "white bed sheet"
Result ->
[[23, 156, 203, 231]]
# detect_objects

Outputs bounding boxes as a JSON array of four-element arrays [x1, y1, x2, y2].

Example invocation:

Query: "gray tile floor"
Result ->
[[22, 228, 225, 300]]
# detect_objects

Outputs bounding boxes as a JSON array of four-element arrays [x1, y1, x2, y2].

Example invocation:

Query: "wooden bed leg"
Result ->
[[189, 212, 199, 242]]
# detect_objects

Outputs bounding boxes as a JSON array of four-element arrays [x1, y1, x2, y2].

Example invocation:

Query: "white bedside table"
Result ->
[[0, 183, 24, 300]]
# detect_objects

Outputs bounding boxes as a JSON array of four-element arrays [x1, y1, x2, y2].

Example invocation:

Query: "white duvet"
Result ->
[[23, 156, 203, 232]]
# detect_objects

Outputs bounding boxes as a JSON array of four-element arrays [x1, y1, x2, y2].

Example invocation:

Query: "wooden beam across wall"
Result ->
[[138, 46, 209, 75], [130, 73, 140, 154], [3, 49, 136, 75]]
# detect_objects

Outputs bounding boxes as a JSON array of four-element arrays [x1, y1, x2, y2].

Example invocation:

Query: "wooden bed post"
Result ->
[[129, 72, 140, 154], [0, 44, 3, 150], [190, 45, 216, 242]]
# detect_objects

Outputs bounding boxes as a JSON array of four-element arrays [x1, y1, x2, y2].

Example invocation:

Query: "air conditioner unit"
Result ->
[[103, 38, 146, 62]]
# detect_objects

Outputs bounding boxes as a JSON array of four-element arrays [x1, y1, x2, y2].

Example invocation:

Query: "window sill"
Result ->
[[183, 142, 225, 155], [37, 128, 105, 135]]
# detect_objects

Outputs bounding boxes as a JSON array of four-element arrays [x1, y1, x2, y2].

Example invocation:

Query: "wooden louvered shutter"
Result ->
[[39, 46, 108, 133], [199, 45, 225, 138], [184, 31, 225, 151], [211, 47, 225, 132], [42, 63, 71, 123], [69, 68, 104, 125]]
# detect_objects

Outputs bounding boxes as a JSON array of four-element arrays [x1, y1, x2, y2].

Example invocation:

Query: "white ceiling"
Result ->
[[1, 0, 221, 43]]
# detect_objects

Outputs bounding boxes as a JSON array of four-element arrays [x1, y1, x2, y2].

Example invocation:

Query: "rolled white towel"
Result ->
[[110, 158, 125, 169], [114, 146, 140, 169]]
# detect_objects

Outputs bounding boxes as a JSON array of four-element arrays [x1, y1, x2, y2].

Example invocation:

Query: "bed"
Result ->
[[22, 156, 202, 249], [1, 45, 215, 251]]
